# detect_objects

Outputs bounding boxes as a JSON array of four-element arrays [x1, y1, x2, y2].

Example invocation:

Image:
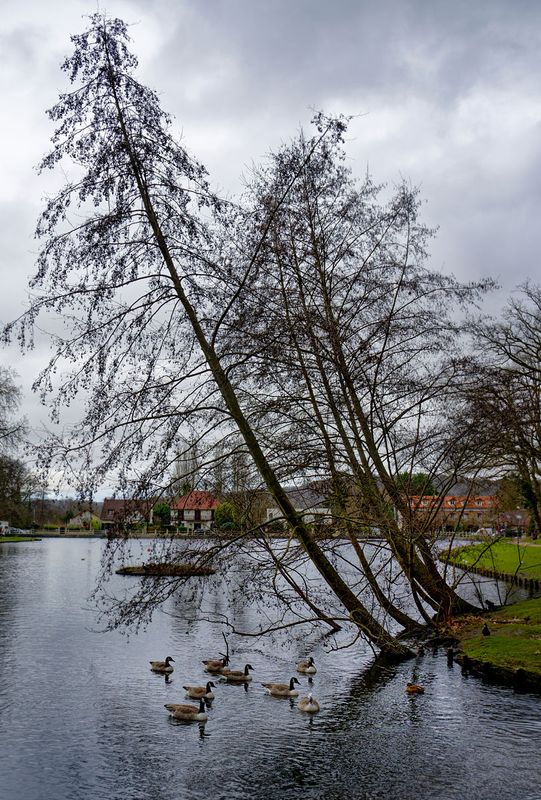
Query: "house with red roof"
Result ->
[[170, 491, 220, 532], [407, 493, 498, 530]]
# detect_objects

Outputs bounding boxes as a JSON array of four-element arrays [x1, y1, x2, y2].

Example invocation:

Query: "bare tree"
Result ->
[[0, 367, 25, 453], [2, 14, 418, 661], [466, 284, 541, 534], [169, 437, 201, 495], [0, 368, 35, 526], [0, 456, 37, 527], [3, 15, 497, 657], [218, 125, 491, 619]]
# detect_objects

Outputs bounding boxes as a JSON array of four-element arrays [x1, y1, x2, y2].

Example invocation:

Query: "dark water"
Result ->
[[1, 538, 540, 800]]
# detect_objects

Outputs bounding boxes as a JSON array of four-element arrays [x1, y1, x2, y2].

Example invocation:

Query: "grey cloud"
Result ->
[[132, 0, 541, 120], [3, 0, 541, 434], [0, 202, 37, 321], [0, 25, 45, 67]]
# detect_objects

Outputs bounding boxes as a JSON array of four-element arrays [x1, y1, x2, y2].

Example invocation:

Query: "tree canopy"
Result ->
[[214, 501, 238, 530]]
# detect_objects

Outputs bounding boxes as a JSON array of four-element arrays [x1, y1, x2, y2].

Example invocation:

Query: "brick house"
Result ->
[[408, 493, 498, 530]]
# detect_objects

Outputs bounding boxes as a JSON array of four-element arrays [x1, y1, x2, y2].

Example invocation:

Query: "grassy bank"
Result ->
[[444, 539, 541, 579], [0, 535, 41, 543], [454, 598, 541, 689]]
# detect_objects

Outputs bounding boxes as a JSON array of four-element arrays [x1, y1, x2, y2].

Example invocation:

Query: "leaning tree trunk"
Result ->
[[109, 77, 413, 662]]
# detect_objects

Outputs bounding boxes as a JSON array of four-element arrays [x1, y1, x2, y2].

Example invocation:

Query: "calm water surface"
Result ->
[[1, 538, 540, 800]]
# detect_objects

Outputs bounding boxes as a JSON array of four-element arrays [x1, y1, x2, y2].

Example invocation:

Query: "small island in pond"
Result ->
[[116, 562, 215, 577]]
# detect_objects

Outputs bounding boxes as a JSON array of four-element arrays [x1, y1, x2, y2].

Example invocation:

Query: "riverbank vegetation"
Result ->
[[0, 535, 41, 543], [2, 14, 539, 662]]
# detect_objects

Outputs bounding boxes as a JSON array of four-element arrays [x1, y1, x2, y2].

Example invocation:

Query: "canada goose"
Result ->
[[406, 682, 425, 694], [202, 656, 229, 673], [150, 656, 175, 674], [296, 657, 317, 674], [164, 698, 208, 722], [183, 681, 216, 699], [298, 693, 320, 713], [482, 623, 491, 636], [262, 677, 300, 697], [221, 663, 254, 682]]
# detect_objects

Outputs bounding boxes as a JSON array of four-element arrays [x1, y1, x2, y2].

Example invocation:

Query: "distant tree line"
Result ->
[[0, 367, 35, 526]]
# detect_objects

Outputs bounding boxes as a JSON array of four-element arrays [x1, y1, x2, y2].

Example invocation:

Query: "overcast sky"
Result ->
[[1, 0, 540, 458]]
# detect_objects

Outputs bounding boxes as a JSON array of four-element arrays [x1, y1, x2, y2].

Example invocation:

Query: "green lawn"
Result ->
[[459, 598, 541, 676], [445, 539, 541, 579], [0, 535, 41, 542]]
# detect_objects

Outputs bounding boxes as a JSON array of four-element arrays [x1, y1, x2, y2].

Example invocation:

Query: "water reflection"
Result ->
[[0, 538, 540, 800]]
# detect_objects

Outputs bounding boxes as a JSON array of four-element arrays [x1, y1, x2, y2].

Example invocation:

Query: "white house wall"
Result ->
[[266, 506, 332, 524]]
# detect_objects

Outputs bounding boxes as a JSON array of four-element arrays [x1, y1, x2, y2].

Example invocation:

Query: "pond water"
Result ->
[[1, 538, 540, 800]]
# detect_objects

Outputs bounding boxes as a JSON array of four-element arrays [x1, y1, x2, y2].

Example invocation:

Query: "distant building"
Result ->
[[408, 493, 498, 530], [170, 491, 219, 532], [67, 510, 100, 529], [266, 486, 332, 526], [100, 498, 154, 530]]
